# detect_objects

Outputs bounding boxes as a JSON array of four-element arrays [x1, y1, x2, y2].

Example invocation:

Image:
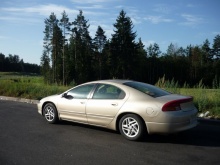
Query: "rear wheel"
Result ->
[[119, 114, 145, 141], [43, 103, 58, 124]]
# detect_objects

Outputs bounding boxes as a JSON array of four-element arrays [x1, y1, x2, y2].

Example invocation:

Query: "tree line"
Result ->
[[41, 10, 220, 87], [0, 53, 40, 74]]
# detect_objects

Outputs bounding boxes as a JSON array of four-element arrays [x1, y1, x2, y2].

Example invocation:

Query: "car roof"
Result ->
[[86, 79, 134, 85]]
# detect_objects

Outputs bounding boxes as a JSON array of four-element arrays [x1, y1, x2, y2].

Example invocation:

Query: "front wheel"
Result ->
[[119, 114, 145, 141], [43, 103, 58, 124]]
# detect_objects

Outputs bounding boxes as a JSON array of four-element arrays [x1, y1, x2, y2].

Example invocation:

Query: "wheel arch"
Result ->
[[41, 101, 57, 115], [115, 112, 148, 133]]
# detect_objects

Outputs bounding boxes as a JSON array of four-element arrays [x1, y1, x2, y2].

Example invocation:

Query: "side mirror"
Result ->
[[62, 93, 68, 98], [62, 93, 73, 99]]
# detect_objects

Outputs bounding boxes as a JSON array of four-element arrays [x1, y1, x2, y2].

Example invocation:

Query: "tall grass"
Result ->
[[156, 75, 220, 118], [155, 75, 180, 94], [0, 72, 69, 100]]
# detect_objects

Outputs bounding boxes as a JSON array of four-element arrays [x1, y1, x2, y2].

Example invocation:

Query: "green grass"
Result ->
[[180, 88, 220, 118], [156, 75, 220, 118], [0, 72, 69, 100], [0, 72, 220, 118]]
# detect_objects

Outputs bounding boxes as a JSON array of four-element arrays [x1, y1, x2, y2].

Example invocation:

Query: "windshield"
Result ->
[[123, 81, 171, 98]]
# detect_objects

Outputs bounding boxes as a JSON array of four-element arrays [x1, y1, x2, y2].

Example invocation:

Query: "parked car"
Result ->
[[37, 80, 198, 141]]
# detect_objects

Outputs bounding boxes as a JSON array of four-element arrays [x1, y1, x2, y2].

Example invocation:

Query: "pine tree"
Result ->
[[202, 39, 212, 62], [60, 10, 71, 85], [40, 50, 51, 84], [71, 10, 93, 84], [93, 26, 107, 79], [0, 53, 5, 71], [147, 43, 161, 58], [176, 47, 186, 57], [213, 34, 220, 59], [111, 10, 137, 79], [135, 38, 147, 80], [146, 43, 161, 83], [43, 13, 63, 84], [42, 13, 62, 83], [167, 43, 177, 57]]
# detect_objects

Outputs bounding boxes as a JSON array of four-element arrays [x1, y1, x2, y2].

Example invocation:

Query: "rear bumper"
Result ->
[[146, 117, 198, 134]]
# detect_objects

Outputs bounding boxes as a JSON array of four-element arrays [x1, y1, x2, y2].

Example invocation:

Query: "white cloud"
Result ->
[[126, 7, 142, 25], [180, 14, 203, 27], [71, 0, 116, 4], [115, 5, 123, 9], [153, 4, 174, 14], [0, 15, 41, 24], [144, 15, 173, 24], [131, 16, 142, 25], [76, 5, 104, 10], [1, 4, 78, 17], [0, 4, 87, 25], [0, 3, 114, 38]]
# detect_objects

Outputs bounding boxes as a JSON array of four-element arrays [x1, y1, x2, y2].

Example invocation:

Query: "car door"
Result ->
[[58, 84, 95, 123], [86, 84, 127, 126]]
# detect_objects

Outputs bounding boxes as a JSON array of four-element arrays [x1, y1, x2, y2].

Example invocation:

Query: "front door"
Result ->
[[58, 84, 95, 123]]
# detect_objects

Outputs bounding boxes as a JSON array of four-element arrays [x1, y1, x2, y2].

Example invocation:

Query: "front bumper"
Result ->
[[37, 102, 43, 115]]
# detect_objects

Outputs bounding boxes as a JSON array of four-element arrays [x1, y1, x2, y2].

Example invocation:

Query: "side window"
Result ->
[[67, 84, 95, 99], [92, 84, 126, 99]]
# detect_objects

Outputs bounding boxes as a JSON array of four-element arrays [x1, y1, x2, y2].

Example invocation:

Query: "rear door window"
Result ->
[[92, 84, 126, 99]]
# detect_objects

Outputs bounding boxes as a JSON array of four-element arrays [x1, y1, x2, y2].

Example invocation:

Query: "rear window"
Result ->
[[123, 82, 170, 98]]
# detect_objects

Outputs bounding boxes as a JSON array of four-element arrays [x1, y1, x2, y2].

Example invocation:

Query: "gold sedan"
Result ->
[[38, 80, 198, 141]]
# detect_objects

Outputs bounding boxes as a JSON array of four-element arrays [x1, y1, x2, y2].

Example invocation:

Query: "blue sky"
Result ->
[[0, 0, 219, 65]]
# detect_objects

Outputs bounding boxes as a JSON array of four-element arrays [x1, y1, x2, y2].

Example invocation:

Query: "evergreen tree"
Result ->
[[202, 39, 212, 62], [111, 10, 137, 79], [167, 43, 176, 57], [38, 10, 220, 87], [40, 50, 51, 84], [189, 46, 203, 83], [146, 43, 161, 83], [93, 26, 107, 79], [166, 43, 180, 57], [71, 10, 93, 84], [213, 34, 220, 59], [101, 39, 112, 79], [147, 43, 161, 57], [43, 12, 63, 84], [135, 38, 147, 81], [60, 11, 71, 85], [176, 47, 186, 57], [0, 53, 5, 71]]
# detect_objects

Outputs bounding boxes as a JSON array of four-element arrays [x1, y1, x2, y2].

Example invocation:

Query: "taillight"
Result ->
[[162, 97, 193, 112]]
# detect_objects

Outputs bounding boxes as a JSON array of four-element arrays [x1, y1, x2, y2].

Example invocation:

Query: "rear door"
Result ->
[[86, 84, 127, 126]]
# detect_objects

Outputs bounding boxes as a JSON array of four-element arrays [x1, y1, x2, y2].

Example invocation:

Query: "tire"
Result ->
[[43, 103, 58, 124], [119, 114, 145, 141]]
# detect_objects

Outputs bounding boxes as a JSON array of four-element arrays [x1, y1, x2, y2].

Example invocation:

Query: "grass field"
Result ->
[[0, 72, 219, 118], [0, 72, 68, 100]]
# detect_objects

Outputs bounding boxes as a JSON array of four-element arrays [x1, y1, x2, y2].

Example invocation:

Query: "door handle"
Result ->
[[80, 102, 85, 104], [111, 103, 118, 106]]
